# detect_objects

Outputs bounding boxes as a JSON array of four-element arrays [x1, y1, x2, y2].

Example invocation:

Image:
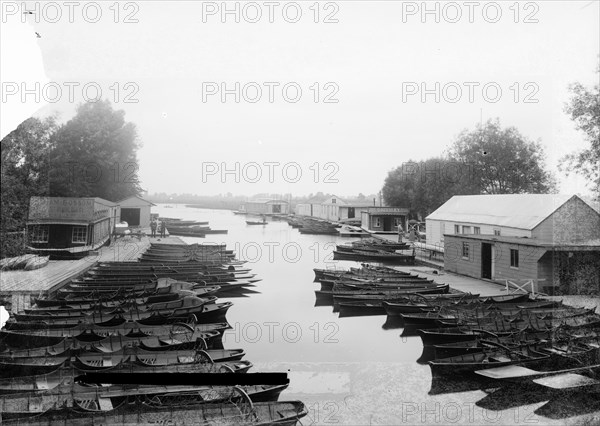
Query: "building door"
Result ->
[[121, 208, 141, 226], [481, 243, 492, 279], [348, 207, 355, 219], [383, 217, 392, 231]]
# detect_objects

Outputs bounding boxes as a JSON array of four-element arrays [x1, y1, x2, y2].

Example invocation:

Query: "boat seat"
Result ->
[[490, 356, 511, 363], [28, 396, 44, 413], [98, 397, 113, 411]]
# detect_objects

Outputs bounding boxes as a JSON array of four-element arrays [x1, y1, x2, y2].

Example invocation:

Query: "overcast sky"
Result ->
[[2, 1, 598, 197]]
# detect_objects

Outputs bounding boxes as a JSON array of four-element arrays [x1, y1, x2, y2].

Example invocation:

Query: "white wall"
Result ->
[[426, 219, 532, 247]]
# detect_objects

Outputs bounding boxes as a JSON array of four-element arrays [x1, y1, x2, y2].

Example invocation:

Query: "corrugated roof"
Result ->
[[426, 194, 575, 230]]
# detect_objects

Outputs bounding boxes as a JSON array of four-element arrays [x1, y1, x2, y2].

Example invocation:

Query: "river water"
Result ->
[[153, 205, 599, 426]]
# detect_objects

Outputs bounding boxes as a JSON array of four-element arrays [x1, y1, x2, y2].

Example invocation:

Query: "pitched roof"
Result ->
[[322, 195, 347, 205], [245, 198, 288, 204], [426, 194, 576, 230], [117, 195, 156, 206]]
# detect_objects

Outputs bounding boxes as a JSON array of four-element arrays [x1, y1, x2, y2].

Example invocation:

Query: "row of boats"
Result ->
[[160, 217, 228, 238], [285, 216, 339, 235], [313, 263, 600, 403], [313, 263, 453, 315], [0, 242, 308, 425], [332, 239, 415, 264]]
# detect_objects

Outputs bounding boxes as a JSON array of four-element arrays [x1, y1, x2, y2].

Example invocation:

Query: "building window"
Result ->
[[494, 229, 501, 236], [474, 227, 481, 235], [374, 218, 381, 227], [510, 249, 519, 268], [72, 226, 88, 244], [462, 226, 471, 234], [454, 225, 460, 234], [272, 204, 281, 213], [30, 225, 49, 243], [332, 198, 336, 204], [462, 242, 469, 258]]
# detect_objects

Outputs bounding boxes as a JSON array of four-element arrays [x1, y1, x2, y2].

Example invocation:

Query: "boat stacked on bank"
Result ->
[[313, 264, 459, 316], [0, 242, 307, 425], [333, 239, 415, 264], [161, 217, 228, 237], [285, 216, 339, 235], [0, 254, 50, 271]]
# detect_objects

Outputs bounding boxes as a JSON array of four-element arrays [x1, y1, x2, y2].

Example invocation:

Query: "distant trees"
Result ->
[[561, 66, 600, 200], [382, 119, 556, 218]]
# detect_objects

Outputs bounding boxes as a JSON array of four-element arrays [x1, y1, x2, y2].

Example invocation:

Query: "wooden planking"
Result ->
[[151, 236, 187, 246], [0, 236, 150, 295], [533, 196, 600, 243]]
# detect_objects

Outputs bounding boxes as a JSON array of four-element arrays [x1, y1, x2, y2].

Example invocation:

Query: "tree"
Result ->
[[382, 162, 420, 216], [382, 157, 478, 219], [1, 117, 57, 257], [561, 67, 600, 200], [48, 100, 142, 200], [448, 119, 556, 194]]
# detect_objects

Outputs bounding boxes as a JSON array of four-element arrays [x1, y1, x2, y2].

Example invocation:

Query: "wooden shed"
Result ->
[[118, 196, 155, 228], [435, 194, 600, 294]]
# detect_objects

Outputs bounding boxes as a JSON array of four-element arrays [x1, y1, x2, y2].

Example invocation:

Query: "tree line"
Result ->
[[383, 70, 599, 219], [1, 100, 141, 257]]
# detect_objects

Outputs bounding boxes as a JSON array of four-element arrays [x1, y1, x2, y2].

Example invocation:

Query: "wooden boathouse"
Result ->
[[240, 199, 289, 215], [26, 196, 120, 259], [360, 207, 409, 234], [430, 194, 600, 294], [295, 195, 371, 223]]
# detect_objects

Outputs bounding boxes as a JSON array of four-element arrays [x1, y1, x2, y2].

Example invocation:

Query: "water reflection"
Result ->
[[534, 391, 600, 419], [476, 383, 553, 410], [381, 315, 405, 330]]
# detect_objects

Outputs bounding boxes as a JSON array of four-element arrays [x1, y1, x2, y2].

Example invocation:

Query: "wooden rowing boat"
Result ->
[[0, 323, 227, 349], [0, 360, 255, 394], [0, 399, 308, 425], [428, 343, 550, 377]]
